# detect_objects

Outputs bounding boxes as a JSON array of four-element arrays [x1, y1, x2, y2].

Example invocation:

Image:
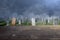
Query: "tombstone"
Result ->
[[31, 18, 36, 26], [47, 18, 50, 23], [6, 21, 9, 26], [53, 19, 58, 25], [11, 17, 16, 26], [18, 20, 21, 25], [42, 18, 44, 22]]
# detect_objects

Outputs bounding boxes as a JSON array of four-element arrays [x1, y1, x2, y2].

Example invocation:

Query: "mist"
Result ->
[[0, 0, 60, 19]]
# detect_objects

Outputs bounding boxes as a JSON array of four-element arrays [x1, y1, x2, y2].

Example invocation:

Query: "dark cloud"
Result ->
[[0, 0, 60, 18]]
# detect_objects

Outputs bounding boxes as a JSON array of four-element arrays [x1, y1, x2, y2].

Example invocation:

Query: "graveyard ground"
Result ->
[[0, 25, 60, 40]]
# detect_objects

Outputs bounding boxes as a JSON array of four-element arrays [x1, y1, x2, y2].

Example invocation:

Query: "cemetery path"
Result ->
[[0, 26, 60, 40]]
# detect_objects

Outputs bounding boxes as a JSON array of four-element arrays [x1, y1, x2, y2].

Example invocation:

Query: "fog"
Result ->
[[0, 0, 60, 18]]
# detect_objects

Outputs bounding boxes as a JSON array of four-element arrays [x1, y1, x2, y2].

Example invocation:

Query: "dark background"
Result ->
[[0, 0, 60, 18]]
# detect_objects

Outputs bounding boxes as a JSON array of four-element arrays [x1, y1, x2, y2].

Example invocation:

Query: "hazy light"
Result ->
[[45, 0, 60, 7]]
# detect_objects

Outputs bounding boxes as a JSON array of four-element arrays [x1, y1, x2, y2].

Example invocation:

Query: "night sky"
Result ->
[[0, 0, 60, 18]]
